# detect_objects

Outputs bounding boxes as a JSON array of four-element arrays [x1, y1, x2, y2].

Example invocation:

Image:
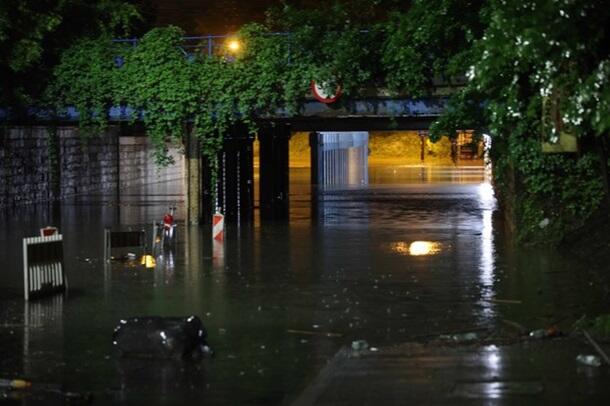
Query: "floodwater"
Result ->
[[1, 166, 609, 404]]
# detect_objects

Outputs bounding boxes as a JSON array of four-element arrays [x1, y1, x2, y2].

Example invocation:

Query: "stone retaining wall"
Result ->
[[0, 126, 183, 208]]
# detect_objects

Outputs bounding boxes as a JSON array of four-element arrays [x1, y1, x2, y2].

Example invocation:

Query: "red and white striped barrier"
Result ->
[[212, 212, 224, 241]]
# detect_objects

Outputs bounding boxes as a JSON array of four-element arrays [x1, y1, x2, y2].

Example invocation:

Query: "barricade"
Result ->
[[151, 222, 177, 255], [39, 226, 58, 237], [104, 229, 146, 261], [23, 234, 67, 301], [212, 213, 224, 241]]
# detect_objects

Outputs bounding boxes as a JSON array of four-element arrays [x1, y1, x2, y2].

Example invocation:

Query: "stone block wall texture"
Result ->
[[0, 126, 52, 207], [0, 126, 184, 208], [57, 127, 119, 198]]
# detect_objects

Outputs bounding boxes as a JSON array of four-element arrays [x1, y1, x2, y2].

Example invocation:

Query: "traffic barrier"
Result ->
[[23, 234, 67, 301], [212, 213, 224, 241], [39, 226, 58, 237], [104, 229, 146, 261]]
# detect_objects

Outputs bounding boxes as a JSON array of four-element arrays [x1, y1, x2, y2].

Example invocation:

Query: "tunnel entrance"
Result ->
[[251, 129, 489, 223]]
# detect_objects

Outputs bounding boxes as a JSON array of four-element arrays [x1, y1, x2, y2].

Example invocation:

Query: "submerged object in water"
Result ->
[[112, 316, 211, 360]]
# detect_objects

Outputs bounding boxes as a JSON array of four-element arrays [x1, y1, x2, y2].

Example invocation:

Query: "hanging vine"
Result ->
[[43, 1, 610, 242]]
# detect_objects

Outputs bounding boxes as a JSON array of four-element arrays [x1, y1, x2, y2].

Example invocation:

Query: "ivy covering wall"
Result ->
[[3, 0, 610, 243]]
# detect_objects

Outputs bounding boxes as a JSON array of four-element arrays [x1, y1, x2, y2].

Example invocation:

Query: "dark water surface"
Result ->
[[1, 167, 609, 404]]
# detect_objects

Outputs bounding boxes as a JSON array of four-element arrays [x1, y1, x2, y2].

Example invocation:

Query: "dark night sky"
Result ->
[[145, 1, 400, 35], [149, 0, 296, 35]]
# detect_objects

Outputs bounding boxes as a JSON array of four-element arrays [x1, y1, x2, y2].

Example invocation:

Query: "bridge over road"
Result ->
[[1, 95, 455, 225]]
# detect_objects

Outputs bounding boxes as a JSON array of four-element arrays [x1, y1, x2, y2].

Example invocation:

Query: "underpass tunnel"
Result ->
[[252, 130, 490, 223]]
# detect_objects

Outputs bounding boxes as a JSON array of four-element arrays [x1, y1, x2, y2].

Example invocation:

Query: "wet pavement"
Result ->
[[1, 166, 610, 405]]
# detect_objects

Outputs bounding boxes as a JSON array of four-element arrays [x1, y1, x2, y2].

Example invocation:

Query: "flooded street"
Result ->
[[1, 167, 610, 404]]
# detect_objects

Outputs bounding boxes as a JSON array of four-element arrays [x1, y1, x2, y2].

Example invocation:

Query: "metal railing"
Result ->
[[113, 33, 291, 58]]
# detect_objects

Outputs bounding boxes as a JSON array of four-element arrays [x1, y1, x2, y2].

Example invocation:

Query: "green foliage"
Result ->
[[382, 0, 484, 95], [0, 0, 140, 106], [116, 27, 194, 165], [575, 315, 610, 339], [426, 0, 610, 243], [504, 134, 604, 242], [45, 4, 388, 165], [23, 0, 610, 239], [47, 36, 122, 136]]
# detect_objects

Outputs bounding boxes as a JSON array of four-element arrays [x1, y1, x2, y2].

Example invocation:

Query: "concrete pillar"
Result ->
[[259, 123, 290, 220], [310, 132, 320, 186], [419, 130, 426, 163], [202, 124, 254, 223], [185, 129, 202, 225], [215, 130, 254, 223]]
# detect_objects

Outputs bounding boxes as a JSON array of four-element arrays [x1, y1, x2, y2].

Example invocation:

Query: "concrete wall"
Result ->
[[0, 126, 183, 209], [118, 136, 183, 189]]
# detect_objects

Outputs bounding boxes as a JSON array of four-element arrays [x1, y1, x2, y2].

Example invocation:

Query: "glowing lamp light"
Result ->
[[390, 241, 442, 256], [408, 241, 441, 256], [227, 39, 241, 52]]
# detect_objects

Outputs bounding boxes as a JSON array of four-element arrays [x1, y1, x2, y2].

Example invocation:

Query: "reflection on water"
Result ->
[[409, 241, 442, 256], [0, 167, 609, 404], [369, 165, 485, 184], [23, 296, 65, 380], [479, 183, 496, 318], [390, 241, 443, 256]]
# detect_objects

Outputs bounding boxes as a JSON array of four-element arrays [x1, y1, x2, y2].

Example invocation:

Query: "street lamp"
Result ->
[[227, 38, 241, 53]]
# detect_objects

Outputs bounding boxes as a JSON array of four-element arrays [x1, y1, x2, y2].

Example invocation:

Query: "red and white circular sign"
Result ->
[[311, 80, 342, 104]]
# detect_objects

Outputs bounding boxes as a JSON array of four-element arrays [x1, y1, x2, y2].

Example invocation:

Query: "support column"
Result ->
[[259, 123, 290, 220], [309, 132, 320, 186], [202, 124, 254, 223], [419, 130, 426, 163], [185, 129, 202, 225]]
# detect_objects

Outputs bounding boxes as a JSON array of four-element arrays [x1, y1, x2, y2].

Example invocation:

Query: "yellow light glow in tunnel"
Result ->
[[408, 241, 442, 256], [390, 241, 442, 256]]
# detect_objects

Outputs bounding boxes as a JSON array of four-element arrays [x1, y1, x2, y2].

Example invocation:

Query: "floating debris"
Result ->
[[441, 332, 479, 343], [529, 329, 546, 339], [286, 329, 343, 338], [0, 379, 31, 389], [528, 326, 562, 339], [112, 316, 210, 360], [576, 354, 602, 367], [351, 340, 369, 351]]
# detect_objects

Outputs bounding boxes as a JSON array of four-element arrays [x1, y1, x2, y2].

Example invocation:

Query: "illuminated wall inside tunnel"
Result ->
[[251, 130, 486, 193], [281, 131, 485, 169], [314, 132, 369, 187]]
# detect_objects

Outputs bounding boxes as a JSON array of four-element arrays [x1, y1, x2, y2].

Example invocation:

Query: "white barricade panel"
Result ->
[[23, 234, 66, 301]]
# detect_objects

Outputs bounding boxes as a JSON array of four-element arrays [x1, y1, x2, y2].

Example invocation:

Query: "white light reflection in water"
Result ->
[[478, 182, 496, 318], [392, 241, 442, 256], [483, 345, 502, 378]]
